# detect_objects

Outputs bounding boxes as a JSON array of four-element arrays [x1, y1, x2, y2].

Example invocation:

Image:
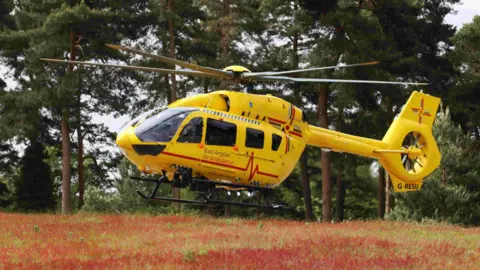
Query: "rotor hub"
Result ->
[[401, 132, 427, 175], [222, 65, 251, 73], [407, 146, 423, 160]]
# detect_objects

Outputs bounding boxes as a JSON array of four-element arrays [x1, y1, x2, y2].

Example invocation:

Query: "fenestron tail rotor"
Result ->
[[401, 131, 426, 174], [40, 44, 430, 86]]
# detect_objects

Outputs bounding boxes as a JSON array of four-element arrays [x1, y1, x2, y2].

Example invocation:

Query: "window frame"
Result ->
[[135, 108, 197, 143], [205, 118, 237, 146], [176, 116, 204, 144], [271, 133, 282, 151], [245, 127, 265, 149]]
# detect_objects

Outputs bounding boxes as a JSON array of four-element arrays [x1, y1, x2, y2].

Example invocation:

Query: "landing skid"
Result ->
[[130, 175, 291, 210]]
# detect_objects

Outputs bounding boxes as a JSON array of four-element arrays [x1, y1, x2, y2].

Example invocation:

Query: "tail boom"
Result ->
[[307, 126, 388, 158], [305, 91, 441, 192]]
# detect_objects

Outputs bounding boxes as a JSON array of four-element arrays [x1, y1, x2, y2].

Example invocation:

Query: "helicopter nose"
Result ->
[[116, 128, 132, 149]]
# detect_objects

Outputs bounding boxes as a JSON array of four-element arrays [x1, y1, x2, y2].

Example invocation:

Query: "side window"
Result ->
[[272, 134, 282, 151], [205, 118, 237, 146], [177, 117, 203, 143], [246, 128, 264, 149]]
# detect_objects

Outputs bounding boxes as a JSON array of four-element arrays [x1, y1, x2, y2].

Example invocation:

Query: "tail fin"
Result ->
[[379, 91, 441, 192]]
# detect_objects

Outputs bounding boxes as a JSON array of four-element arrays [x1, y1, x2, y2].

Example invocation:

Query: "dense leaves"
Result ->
[[390, 109, 480, 226], [13, 139, 56, 212]]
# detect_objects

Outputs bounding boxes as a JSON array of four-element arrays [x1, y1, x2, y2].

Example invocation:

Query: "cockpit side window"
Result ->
[[205, 118, 236, 146], [272, 133, 282, 151], [246, 128, 264, 149], [177, 117, 203, 143], [135, 108, 197, 142]]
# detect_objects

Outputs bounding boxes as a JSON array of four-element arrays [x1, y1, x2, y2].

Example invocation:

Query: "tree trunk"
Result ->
[[61, 29, 77, 214], [61, 113, 71, 214], [203, 78, 209, 94], [162, 37, 172, 104], [319, 85, 332, 222], [77, 66, 84, 210], [385, 96, 394, 214], [218, 0, 231, 90], [225, 193, 231, 217], [291, 11, 313, 221], [335, 109, 345, 222], [335, 170, 345, 222], [300, 151, 313, 220], [168, 0, 177, 103], [385, 174, 392, 215], [77, 123, 84, 209], [221, 0, 230, 63], [292, 2, 299, 71], [442, 168, 447, 185], [378, 166, 386, 218], [167, 0, 180, 204], [256, 192, 262, 218]]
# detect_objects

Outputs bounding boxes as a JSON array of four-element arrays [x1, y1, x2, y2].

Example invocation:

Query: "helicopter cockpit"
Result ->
[[116, 107, 200, 156], [134, 107, 198, 143]]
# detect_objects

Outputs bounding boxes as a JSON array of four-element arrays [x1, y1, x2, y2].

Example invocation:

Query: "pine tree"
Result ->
[[448, 15, 480, 139], [0, 0, 13, 88], [390, 108, 480, 226], [0, 0, 151, 213], [300, 0, 458, 221], [0, 0, 14, 30], [14, 139, 56, 212]]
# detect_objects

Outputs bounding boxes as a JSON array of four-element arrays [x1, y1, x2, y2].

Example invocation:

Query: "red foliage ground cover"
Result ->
[[0, 212, 478, 269]]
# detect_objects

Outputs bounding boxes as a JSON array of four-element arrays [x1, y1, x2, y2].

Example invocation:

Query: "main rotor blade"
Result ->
[[252, 75, 429, 85], [40, 58, 225, 78], [106, 44, 232, 78], [243, 61, 379, 78]]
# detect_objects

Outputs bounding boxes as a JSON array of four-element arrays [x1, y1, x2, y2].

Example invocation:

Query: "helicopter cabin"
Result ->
[[124, 102, 307, 187]]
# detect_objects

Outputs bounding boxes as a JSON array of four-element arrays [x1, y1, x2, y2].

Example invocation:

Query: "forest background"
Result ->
[[0, 0, 479, 226]]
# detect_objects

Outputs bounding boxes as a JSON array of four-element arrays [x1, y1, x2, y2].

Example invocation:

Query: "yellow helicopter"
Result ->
[[41, 44, 440, 209]]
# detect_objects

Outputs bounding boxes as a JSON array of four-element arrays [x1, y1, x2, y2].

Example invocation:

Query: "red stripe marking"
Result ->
[[161, 151, 278, 179], [163, 151, 200, 161], [289, 106, 295, 126], [268, 117, 286, 124], [258, 171, 278, 178], [285, 137, 288, 154], [288, 131, 303, 138]]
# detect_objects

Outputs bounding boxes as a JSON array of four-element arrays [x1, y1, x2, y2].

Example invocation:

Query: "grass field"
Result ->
[[0, 212, 478, 269]]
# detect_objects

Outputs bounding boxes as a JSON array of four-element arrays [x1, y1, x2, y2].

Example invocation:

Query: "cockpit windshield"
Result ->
[[135, 107, 198, 142], [122, 107, 166, 129]]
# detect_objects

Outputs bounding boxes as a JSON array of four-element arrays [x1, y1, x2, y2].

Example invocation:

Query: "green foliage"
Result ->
[[341, 165, 379, 220], [13, 139, 56, 212], [389, 180, 480, 226], [390, 109, 480, 226], [0, 179, 11, 207], [447, 15, 480, 135], [81, 185, 122, 213]]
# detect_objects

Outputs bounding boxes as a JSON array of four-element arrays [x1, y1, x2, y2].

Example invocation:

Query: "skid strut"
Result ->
[[130, 175, 291, 210]]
